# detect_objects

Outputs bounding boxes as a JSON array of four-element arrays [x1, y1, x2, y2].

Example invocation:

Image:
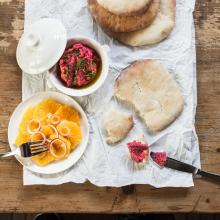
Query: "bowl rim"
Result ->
[[49, 35, 109, 97]]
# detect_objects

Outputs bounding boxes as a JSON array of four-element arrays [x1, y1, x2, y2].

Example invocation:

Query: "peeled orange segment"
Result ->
[[40, 125, 58, 142], [34, 151, 47, 159], [32, 152, 55, 166], [57, 120, 82, 150], [30, 132, 46, 146], [27, 119, 41, 134], [15, 132, 30, 146], [59, 136, 71, 157], [55, 105, 80, 126], [50, 138, 67, 160], [33, 98, 62, 119], [19, 107, 34, 133], [40, 116, 50, 126]]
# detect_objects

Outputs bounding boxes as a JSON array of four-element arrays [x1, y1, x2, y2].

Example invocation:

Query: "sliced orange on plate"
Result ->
[[15, 132, 30, 146], [32, 151, 55, 166], [57, 120, 82, 150], [19, 107, 34, 133], [55, 105, 80, 126], [15, 97, 83, 166], [40, 124, 58, 142], [27, 119, 41, 134], [33, 98, 62, 119]]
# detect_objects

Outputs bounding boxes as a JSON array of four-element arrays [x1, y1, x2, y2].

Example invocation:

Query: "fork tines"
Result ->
[[27, 140, 45, 146], [20, 141, 48, 157], [30, 143, 48, 156]]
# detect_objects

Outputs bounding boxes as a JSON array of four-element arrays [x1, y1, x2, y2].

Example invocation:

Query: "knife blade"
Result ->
[[165, 157, 198, 174], [150, 152, 220, 183]]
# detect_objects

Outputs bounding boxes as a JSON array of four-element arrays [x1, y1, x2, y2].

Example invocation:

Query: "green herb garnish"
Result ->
[[77, 59, 87, 68], [89, 73, 96, 79]]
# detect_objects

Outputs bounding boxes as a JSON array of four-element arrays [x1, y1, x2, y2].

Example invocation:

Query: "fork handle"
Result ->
[[0, 151, 17, 159]]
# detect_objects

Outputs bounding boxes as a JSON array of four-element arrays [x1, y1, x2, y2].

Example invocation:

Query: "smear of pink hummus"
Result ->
[[127, 141, 149, 163], [151, 152, 167, 167]]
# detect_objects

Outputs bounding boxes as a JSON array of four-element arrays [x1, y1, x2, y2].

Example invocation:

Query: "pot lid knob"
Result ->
[[25, 32, 40, 49]]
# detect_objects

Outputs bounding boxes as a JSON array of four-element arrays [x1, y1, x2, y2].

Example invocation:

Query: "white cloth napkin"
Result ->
[[22, 0, 200, 187]]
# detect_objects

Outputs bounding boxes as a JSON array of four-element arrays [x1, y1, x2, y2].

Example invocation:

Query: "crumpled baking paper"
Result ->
[[22, 0, 200, 187]]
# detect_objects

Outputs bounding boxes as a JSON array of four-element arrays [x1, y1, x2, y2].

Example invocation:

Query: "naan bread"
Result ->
[[88, 0, 160, 33], [110, 0, 176, 46], [103, 110, 133, 144], [97, 0, 152, 16], [114, 60, 184, 133]]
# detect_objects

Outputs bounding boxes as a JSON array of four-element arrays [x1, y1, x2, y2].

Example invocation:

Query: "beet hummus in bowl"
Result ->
[[49, 36, 109, 96]]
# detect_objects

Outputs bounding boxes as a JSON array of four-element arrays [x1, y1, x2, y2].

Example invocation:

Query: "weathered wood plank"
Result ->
[[0, 0, 219, 213]]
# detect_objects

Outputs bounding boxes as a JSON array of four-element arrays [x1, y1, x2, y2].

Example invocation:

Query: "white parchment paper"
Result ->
[[22, 0, 200, 187]]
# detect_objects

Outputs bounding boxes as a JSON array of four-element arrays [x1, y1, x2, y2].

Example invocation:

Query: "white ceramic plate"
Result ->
[[8, 91, 89, 175]]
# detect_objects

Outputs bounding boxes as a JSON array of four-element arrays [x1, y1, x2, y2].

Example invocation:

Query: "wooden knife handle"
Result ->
[[197, 170, 220, 182]]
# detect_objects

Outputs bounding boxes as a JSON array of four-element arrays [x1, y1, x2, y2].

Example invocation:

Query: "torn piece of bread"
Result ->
[[114, 59, 184, 133], [103, 110, 134, 144]]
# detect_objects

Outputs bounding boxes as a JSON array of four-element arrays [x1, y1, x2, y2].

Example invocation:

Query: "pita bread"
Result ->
[[110, 0, 176, 46], [97, 0, 152, 16], [114, 60, 184, 133], [88, 0, 160, 33], [103, 110, 133, 144]]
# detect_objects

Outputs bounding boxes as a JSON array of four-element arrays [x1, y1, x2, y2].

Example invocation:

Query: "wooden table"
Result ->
[[0, 0, 219, 213]]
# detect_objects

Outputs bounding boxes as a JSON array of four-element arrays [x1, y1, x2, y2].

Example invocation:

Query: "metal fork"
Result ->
[[0, 141, 48, 159]]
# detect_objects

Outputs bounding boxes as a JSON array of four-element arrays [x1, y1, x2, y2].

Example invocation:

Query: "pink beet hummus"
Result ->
[[59, 43, 100, 88]]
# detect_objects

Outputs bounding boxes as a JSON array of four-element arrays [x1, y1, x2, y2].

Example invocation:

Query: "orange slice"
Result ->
[[33, 98, 62, 119], [15, 132, 30, 146], [55, 105, 80, 126], [50, 138, 67, 160], [27, 119, 41, 134], [19, 107, 34, 133], [34, 151, 47, 159], [32, 151, 55, 166], [39, 115, 49, 126], [57, 120, 82, 150], [40, 125, 58, 142], [30, 132, 46, 144]]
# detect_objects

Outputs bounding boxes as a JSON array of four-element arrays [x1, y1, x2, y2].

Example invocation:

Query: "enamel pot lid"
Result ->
[[16, 18, 67, 75]]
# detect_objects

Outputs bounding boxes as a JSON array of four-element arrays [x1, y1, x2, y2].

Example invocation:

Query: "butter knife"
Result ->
[[150, 152, 220, 183]]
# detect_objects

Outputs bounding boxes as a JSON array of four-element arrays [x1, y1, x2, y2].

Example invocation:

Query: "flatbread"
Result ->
[[103, 110, 133, 144], [97, 0, 152, 16], [110, 0, 176, 46], [88, 0, 160, 33], [114, 60, 184, 133]]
